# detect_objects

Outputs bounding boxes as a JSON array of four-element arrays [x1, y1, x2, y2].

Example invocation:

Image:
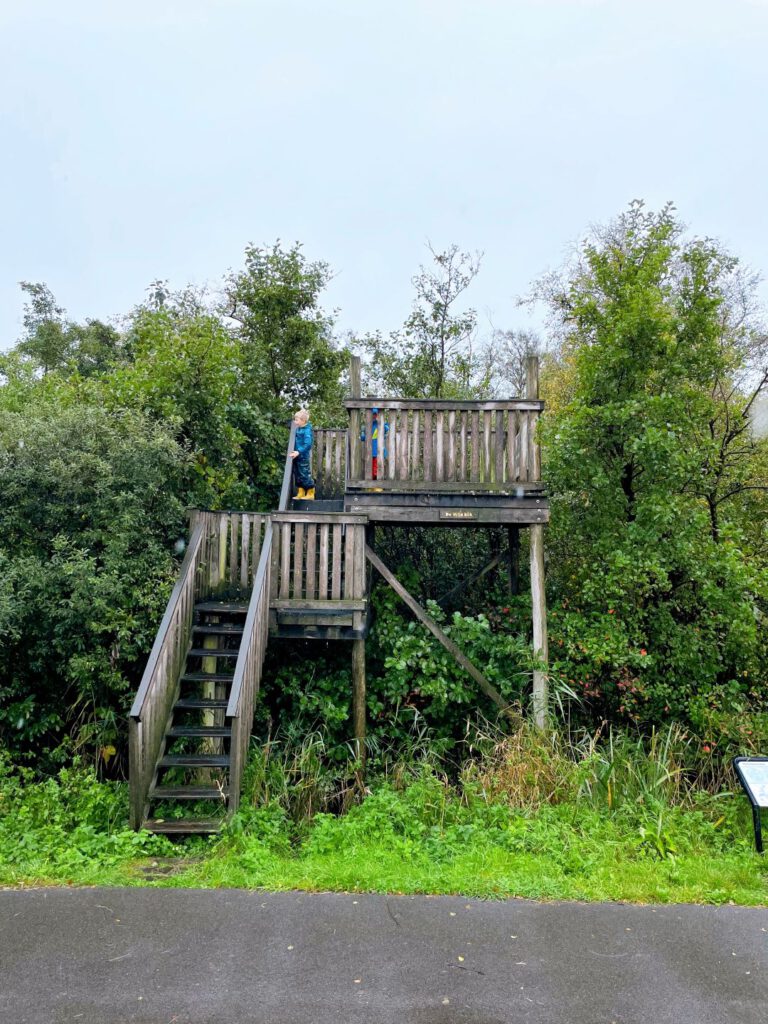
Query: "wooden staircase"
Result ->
[[130, 374, 551, 832], [141, 601, 247, 834]]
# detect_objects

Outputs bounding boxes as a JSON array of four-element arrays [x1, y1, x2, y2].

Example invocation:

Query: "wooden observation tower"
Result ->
[[129, 356, 549, 833]]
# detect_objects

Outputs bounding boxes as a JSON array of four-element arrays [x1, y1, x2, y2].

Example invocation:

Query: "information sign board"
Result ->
[[733, 756, 768, 853]]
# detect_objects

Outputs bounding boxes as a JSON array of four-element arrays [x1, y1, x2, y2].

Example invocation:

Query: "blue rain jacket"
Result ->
[[294, 422, 313, 457]]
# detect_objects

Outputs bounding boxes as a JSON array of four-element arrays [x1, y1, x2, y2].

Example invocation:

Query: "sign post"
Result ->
[[733, 756, 768, 853]]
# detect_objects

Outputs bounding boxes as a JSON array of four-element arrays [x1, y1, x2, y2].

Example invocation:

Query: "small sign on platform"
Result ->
[[439, 510, 478, 520], [733, 756, 768, 853]]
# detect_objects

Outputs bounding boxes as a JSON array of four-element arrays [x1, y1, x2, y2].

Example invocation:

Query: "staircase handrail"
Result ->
[[226, 423, 296, 812], [128, 518, 209, 828], [130, 519, 206, 721]]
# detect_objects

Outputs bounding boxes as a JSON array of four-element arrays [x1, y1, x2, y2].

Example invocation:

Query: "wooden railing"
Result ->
[[190, 510, 269, 595], [226, 424, 297, 814], [129, 510, 270, 827], [312, 428, 346, 498], [345, 399, 543, 490], [128, 521, 207, 829], [270, 512, 368, 603]]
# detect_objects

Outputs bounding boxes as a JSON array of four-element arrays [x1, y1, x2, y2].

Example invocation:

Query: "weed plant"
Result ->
[[1, 725, 766, 904]]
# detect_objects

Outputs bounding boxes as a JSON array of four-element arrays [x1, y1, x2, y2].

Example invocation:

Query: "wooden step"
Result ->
[[159, 754, 230, 768], [193, 624, 245, 636], [150, 785, 229, 801], [174, 698, 228, 710], [181, 672, 234, 684], [195, 602, 249, 614], [142, 818, 224, 834], [168, 725, 231, 738], [292, 498, 345, 512], [188, 648, 239, 658]]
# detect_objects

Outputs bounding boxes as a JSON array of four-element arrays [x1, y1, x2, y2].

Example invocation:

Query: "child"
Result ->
[[291, 408, 315, 499]]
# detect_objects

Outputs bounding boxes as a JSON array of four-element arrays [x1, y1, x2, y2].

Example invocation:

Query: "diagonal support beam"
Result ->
[[365, 545, 512, 718]]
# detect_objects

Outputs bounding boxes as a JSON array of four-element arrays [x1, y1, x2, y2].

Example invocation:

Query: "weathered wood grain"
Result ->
[[318, 523, 329, 599], [435, 410, 444, 481], [293, 522, 304, 599], [331, 524, 342, 600], [305, 522, 317, 600], [470, 410, 480, 482], [495, 410, 504, 485], [423, 410, 433, 482]]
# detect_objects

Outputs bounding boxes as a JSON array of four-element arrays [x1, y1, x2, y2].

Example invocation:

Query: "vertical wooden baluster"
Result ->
[[354, 524, 366, 599], [423, 410, 433, 482], [363, 408, 373, 482], [280, 522, 291, 599], [482, 412, 491, 483], [270, 525, 280, 600], [411, 410, 420, 481], [470, 410, 480, 482], [495, 410, 504, 485], [331, 524, 342, 600], [460, 411, 467, 481], [335, 431, 343, 493], [519, 411, 529, 482], [305, 523, 317, 599], [349, 414, 360, 481], [507, 409, 516, 484], [240, 514, 250, 591], [344, 522, 356, 598], [218, 513, 228, 590], [447, 410, 456, 481], [293, 521, 305, 599], [384, 409, 392, 481], [325, 431, 332, 493], [398, 409, 409, 481], [229, 513, 238, 591], [435, 411, 444, 481], [318, 523, 329, 599]]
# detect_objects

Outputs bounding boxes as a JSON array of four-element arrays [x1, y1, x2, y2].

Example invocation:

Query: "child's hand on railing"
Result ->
[[290, 451, 299, 458]]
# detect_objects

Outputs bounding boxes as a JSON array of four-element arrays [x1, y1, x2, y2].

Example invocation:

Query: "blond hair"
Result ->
[[294, 408, 309, 424]]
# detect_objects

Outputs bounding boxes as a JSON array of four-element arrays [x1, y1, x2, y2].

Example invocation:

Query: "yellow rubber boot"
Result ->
[[296, 487, 306, 499], [305, 488, 315, 500]]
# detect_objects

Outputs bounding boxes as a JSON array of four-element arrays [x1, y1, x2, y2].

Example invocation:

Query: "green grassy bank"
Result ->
[[2, 731, 767, 905]]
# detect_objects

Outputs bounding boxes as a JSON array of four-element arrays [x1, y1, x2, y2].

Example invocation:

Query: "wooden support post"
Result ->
[[349, 356, 362, 480], [530, 524, 548, 729], [526, 353, 548, 728], [351, 638, 366, 769], [350, 354, 361, 398], [507, 526, 520, 597], [525, 354, 539, 405]]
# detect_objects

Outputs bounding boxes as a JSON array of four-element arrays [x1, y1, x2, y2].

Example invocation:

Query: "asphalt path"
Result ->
[[1, 888, 767, 1023]]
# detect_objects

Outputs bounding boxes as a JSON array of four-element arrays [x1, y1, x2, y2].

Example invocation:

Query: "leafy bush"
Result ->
[[0, 756, 173, 883]]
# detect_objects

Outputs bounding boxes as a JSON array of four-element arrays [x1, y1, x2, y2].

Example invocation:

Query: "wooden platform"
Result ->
[[344, 490, 549, 525]]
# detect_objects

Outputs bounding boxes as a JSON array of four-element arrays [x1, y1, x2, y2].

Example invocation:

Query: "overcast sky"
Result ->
[[1, 0, 766, 350]]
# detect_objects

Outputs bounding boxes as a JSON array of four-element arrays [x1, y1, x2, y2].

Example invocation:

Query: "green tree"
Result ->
[[366, 244, 482, 398], [539, 201, 768, 728], [17, 282, 71, 375], [107, 295, 246, 507], [16, 281, 124, 378], [0, 401, 188, 762], [225, 242, 348, 420]]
